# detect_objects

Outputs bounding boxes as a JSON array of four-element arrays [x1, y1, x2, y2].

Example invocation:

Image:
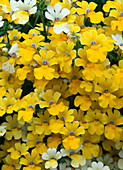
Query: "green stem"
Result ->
[[40, 1, 47, 41]]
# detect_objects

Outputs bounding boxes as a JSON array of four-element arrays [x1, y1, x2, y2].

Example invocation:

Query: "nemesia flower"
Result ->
[[7, 143, 29, 159], [45, 3, 70, 34], [104, 109, 123, 142], [2, 114, 24, 140], [80, 30, 114, 63], [20, 149, 42, 170], [42, 148, 62, 169], [61, 144, 86, 168], [60, 121, 85, 150], [39, 89, 66, 115], [2, 155, 21, 170], [118, 150, 123, 169], [0, 125, 6, 136], [10, 0, 37, 24], [111, 34, 123, 50], [87, 161, 110, 170]]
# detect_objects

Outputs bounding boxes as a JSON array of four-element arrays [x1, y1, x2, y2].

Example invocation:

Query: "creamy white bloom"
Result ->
[[10, 0, 37, 24], [0, 126, 6, 136], [2, 60, 15, 73], [45, 3, 70, 22], [118, 150, 123, 169], [96, 154, 114, 170], [10, 0, 37, 14], [53, 23, 70, 34], [0, 16, 4, 27], [111, 34, 123, 50], [88, 162, 110, 170], [9, 43, 19, 56], [42, 148, 62, 169]]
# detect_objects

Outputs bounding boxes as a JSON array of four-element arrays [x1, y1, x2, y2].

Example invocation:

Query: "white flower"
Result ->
[[45, 3, 70, 34], [0, 16, 4, 27], [111, 34, 123, 50], [118, 150, 123, 170], [0, 126, 6, 136], [45, 3, 70, 22], [61, 144, 86, 168], [53, 23, 70, 34], [9, 43, 19, 56], [88, 161, 110, 170], [2, 60, 15, 73], [42, 148, 62, 169], [96, 154, 114, 169], [10, 0, 37, 24]]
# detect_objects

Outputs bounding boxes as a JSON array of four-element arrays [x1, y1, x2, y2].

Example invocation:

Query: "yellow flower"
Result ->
[[47, 134, 62, 149], [60, 121, 85, 150], [39, 89, 66, 115], [33, 111, 52, 135], [18, 94, 37, 122], [8, 143, 29, 159], [75, 48, 104, 80], [34, 49, 59, 80], [104, 109, 123, 142], [0, 96, 16, 114], [85, 109, 107, 135], [105, 0, 123, 31], [77, 1, 104, 23], [2, 114, 23, 140], [2, 155, 21, 170], [8, 29, 21, 42], [20, 149, 42, 170], [26, 133, 47, 155], [56, 41, 76, 73], [80, 30, 114, 63], [74, 87, 99, 111], [95, 77, 119, 108], [81, 131, 100, 159]]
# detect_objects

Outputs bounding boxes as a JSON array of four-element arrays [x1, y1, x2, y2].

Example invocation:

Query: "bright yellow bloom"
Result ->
[[81, 131, 100, 159], [77, 1, 104, 23], [39, 89, 66, 115], [8, 29, 21, 42], [2, 155, 21, 170], [8, 143, 29, 159], [85, 109, 107, 135], [26, 133, 47, 155], [56, 41, 76, 73], [104, 0, 123, 31], [80, 30, 114, 63], [20, 149, 42, 170], [95, 77, 119, 108], [18, 94, 37, 122], [74, 87, 99, 111], [2, 114, 23, 140], [60, 121, 85, 150], [104, 109, 123, 142], [34, 49, 59, 80]]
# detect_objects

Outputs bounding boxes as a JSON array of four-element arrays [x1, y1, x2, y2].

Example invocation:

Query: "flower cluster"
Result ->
[[0, 0, 123, 169]]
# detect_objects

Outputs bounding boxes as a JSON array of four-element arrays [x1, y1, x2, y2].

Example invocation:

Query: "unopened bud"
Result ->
[[2, 47, 8, 53]]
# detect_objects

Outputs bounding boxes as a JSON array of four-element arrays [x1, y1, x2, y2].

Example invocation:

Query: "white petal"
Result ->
[[53, 25, 63, 34], [45, 11, 54, 21], [47, 5, 54, 14], [42, 152, 50, 160], [54, 3, 62, 14], [29, 6, 37, 14], [0, 21, 4, 27], [59, 8, 70, 20]]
